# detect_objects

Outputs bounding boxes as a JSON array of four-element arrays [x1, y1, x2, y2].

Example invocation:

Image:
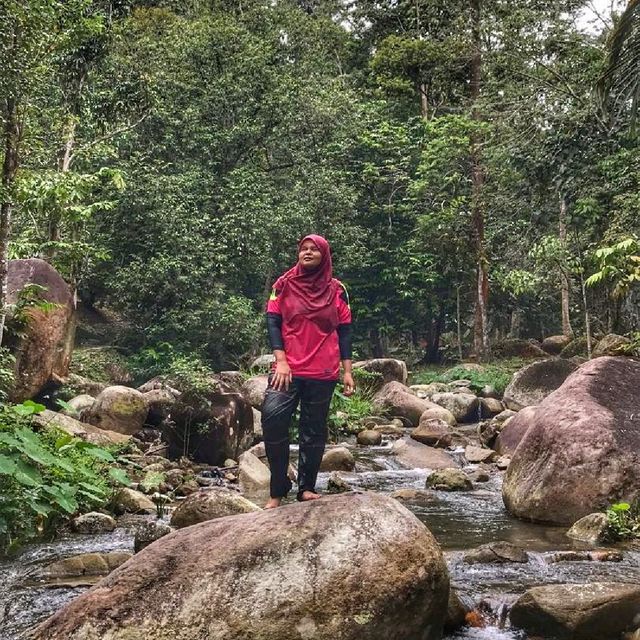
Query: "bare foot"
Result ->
[[264, 497, 282, 509], [298, 490, 321, 502]]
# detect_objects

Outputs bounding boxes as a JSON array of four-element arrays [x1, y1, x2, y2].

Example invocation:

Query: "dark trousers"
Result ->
[[261, 375, 337, 498]]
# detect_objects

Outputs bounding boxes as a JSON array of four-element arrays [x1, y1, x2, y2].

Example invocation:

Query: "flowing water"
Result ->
[[2, 434, 639, 639]]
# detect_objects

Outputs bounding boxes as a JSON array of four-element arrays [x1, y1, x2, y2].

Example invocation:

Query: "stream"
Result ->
[[1, 433, 639, 639]]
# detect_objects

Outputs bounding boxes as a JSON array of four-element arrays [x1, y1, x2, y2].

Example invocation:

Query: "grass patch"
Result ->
[[410, 358, 529, 395]]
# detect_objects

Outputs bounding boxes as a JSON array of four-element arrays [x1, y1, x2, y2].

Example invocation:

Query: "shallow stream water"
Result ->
[[1, 434, 639, 639]]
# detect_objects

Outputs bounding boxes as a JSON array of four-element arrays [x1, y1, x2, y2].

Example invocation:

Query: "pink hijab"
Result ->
[[274, 234, 339, 330]]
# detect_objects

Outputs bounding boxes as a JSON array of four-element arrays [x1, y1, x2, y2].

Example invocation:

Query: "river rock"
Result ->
[[426, 468, 472, 491], [134, 521, 174, 553], [390, 488, 438, 506], [465, 445, 496, 463], [252, 407, 263, 440], [410, 383, 449, 399], [592, 333, 632, 357], [566, 512, 610, 544], [445, 589, 469, 631], [431, 392, 479, 423], [320, 446, 355, 472], [170, 488, 261, 528], [493, 406, 537, 456], [392, 437, 459, 470], [238, 450, 271, 494], [7, 259, 75, 402], [480, 397, 503, 418], [33, 409, 130, 445], [503, 358, 579, 411], [41, 552, 132, 579], [356, 429, 382, 446], [241, 374, 269, 409], [479, 384, 500, 399], [71, 512, 116, 534], [32, 492, 450, 640], [503, 357, 640, 524], [542, 334, 572, 355], [84, 385, 148, 435], [420, 405, 457, 426], [411, 419, 452, 448], [509, 582, 640, 640], [113, 488, 156, 514], [373, 381, 438, 426], [326, 472, 352, 493], [353, 358, 408, 384], [463, 541, 528, 564]]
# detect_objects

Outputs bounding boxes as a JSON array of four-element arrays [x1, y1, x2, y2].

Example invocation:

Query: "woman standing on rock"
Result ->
[[263, 234, 354, 509]]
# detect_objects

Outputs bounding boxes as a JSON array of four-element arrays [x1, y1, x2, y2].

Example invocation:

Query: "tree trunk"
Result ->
[[0, 98, 20, 346], [419, 83, 429, 119], [559, 193, 573, 337], [509, 307, 521, 338], [456, 285, 463, 361], [470, 0, 490, 360], [369, 327, 384, 358]]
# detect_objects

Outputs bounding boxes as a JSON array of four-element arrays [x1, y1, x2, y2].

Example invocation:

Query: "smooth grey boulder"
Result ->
[[566, 513, 609, 544], [170, 488, 261, 528], [431, 392, 479, 423], [373, 381, 438, 426]]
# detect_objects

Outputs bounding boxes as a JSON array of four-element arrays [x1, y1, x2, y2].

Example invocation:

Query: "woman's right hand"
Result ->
[[272, 355, 292, 391]]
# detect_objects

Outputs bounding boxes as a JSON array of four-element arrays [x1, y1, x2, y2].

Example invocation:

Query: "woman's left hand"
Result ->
[[342, 372, 355, 397]]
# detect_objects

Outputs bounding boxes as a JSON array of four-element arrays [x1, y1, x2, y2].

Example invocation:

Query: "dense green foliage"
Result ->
[[605, 501, 640, 540], [0, 401, 129, 553], [2, 0, 640, 367]]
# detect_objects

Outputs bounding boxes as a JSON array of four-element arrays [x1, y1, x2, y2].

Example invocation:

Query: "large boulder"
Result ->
[[33, 409, 130, 446], [493, 406, 538, 456], [411, 419, 452, 448], [241, 374, 269, 410], [373, 381, 437, 427], [32, 492, 450, 640], [170, 488, 260, 528], [353, 358, 408, 385], [502, 358, 579, 411], [541, 334, 572, 355], [392, 437, 459, 470], [84, 385, 148, 435], [592, 333, 632, 357], [6, 259, 75, 401], [503, 357, 640, 524], [162, 378, 254, 466], [431, 392, 479, 423], [509, 582, 640, 640], [491, 338, 546, 359]]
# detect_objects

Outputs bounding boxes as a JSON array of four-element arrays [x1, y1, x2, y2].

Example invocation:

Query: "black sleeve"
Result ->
[[337, 323, 353, 360], [266, 312, 284, 350]]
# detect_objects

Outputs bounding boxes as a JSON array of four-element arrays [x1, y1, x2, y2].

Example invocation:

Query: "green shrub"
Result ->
[[605, 501, 640, 541], [70, 346, 132, 384], [0, 401, 130, 554]]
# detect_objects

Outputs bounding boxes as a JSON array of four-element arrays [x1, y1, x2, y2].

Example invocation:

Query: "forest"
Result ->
[[2, 0, 639, 372]]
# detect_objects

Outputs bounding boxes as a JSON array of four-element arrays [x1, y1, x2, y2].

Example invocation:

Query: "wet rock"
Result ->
[[134, 521, 174, 553], [445, 589, 469, 631], [326, 472, 352, 494], [431, 392, 480, 423], [84, 385, 148, 435], [546, 550, 623, 563], [171, 488, 260, 528], [566, 512, 609, 544], [494, 406, 538, 456], [509, 582, 640, 640], [420, 405, 457, 427], [372, 424, 404, 437], [32, 493, 450, 640], [41, 552, 132, 579], [71, 512, 116, 534], [241, 374, 269, 410], [480, 397, 503, 418], [503, 358, 579, 411], [392, 437, 459, 470], [238, 450, 271, 494], [113, 488, 156, 514], [356, 429, 382, 446], [503, 357, 640, 524], [463, 541, 528, 564], [468, 469, 490, 483], [495, 456, 510, 470], [592, 333, 632, 357], [411, 419, 452, 448], [373, 381, 438, 427], [465, 445, 496, 464], [353, 358, 408, 385], [320, 446, 355, 472], [542, 334, 572, 355], [390, 488, 438, 506], [426, 468, 472, 491]]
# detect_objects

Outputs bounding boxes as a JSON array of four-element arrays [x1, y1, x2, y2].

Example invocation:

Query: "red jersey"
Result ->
[[267, 281, 351, 380]]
